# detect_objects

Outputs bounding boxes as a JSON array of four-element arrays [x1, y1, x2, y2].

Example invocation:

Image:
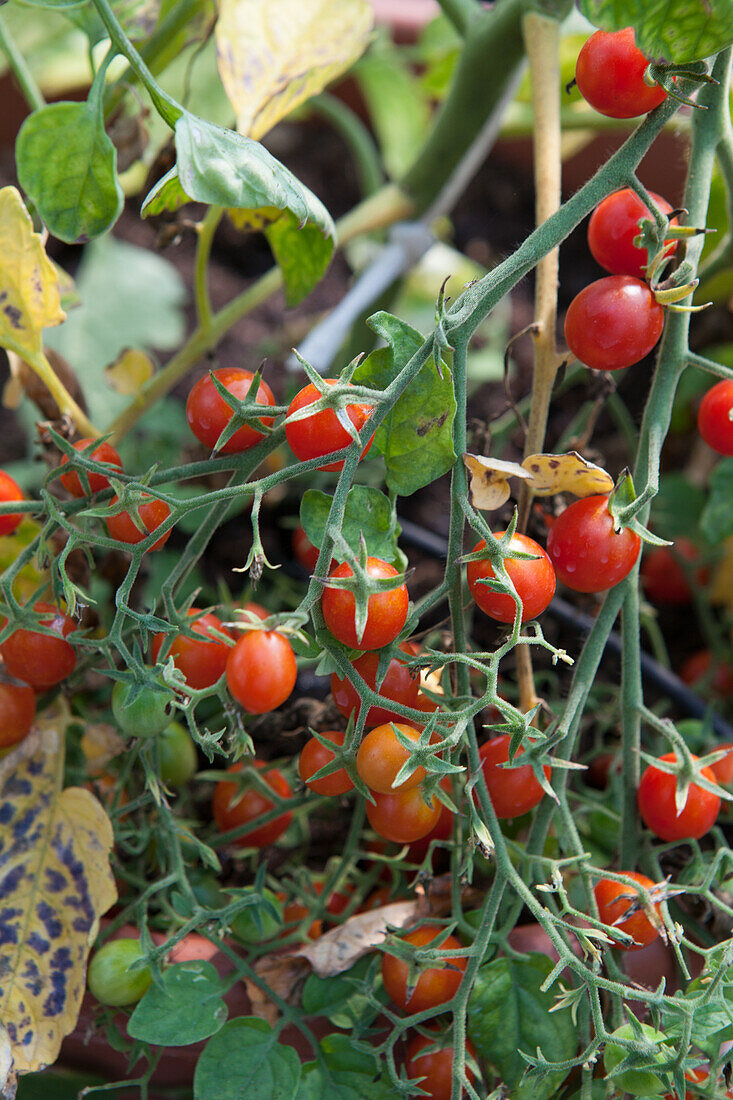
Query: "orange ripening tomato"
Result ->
[[226, 631, 297, 714], [106, 495, 172, 552], [212, 761, 293, 847], [357, 722, 431, 794], [405, 1031, 476, 1100], [594, 872, 662, 951], [151, 608, 232, 690], [382, 926, 466, 1013], [298, 729, 354, 796], [366, 785, 442, 843], [60, 438, 123, 497], [0, 470, 24, 537]]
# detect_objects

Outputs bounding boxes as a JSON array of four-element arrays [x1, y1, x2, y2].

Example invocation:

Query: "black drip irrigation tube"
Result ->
[[397, 516, 733, 742]]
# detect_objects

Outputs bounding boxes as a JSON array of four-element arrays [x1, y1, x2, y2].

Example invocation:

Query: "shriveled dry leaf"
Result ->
[[297, 900, 428, 978], [463, 453, 531, 512], [6, 348, 86, 421], [0, 722, 116, 1075], [0, 187, 65, 361], [247, 954, 311, 1025], [104, 347, 155, 395], [216, 0, 373, 139], [80, 722, 126, 777], [522, 452, 613, 497]]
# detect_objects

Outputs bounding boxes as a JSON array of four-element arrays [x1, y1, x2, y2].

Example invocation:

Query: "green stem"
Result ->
[[194, 206, 222, 329], [435, 0, 480, 35], [310, 93, 384, 198], [0, 11, 44, 112]]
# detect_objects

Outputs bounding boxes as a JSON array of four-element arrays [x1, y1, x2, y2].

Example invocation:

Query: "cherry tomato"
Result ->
[[157, 721, 198, 787], [240, 601, 269, 621], [298, 729, 354, 796], [59, 438, 123, 497], [1, 602, 77, 689], [405, 1031, 476, 1100], [477, 734, 550, 819], [212, 761, 293, 847], [565, 276, 664, 371], [366, 785, 442, 843], [279, 893, 322, 940], [112, 679, 173, 739], [710, 742, 733, 785], [0, 470, 24, 537], [637, 753, 721, 841], [679, 649, 733, 696], [546, 495, 641, 593], [226, 630, 297, 714], [640, 538, 707, 605], [406, 776, 454, 865], [588, 188, 677, 280], [575, 28, 667, 119], [467, 534, 555, 624], [331, 648, 419, 728], [87, 938, 152, 1007], [0, 682, 36, 747], [106, 495, 172, 552], [697, 379, 733, 456], [186, 367, 275, 454], [285, 379, 374, 472], [381, 926, 466, 1013], [357, 722, 428, 794], [321, 557, 409, 651], [594, 872, 661, 951], [604, 1023, 669, 1096], [230, 888, 284, 944], [151, 608, 232, 690]]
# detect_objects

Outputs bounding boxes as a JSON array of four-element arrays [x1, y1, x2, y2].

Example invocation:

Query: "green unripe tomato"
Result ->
[[604, 1024, 669, 1096], [112, 678, 173, 739], [87, 938, 152, 1007], [230, 888, 283, 944], [190, 873, 227, 910], [158, 721, 197, 786]]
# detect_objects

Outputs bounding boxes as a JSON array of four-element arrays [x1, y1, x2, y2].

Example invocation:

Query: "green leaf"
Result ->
[[127, 961, 228, 1046], [467, 953, 577, 1098], [661, 987, 733, 1058], [578, 0, 733, 64], [194, 1018, 301, 1100], [300, 486, 401, 564], [16, 100, 123, 244], [701, 458, 733, 543], [353, 312, 456, 497], [296, 1036, 392, 1100], [265, 212, 334, 306], [301, 957, 381, 1030], [649, 472, 706, 542], [11, 0, 88, 8]]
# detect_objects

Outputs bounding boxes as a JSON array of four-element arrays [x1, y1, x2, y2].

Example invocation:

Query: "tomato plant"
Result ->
[[321, 557, 409, 650], [225, 630, 297, 714], [212, 762, 293, 847], [467, 533, 555, 623], [575, 29, 667, 119], [546, 495, 641, 593], [637, 753, 721, 841], [564, 276, 665, 371], [59, 438, 123, 497]]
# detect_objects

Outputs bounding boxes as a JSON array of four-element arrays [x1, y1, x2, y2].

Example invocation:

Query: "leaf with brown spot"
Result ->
[[297, 900, 429, 978], [0, 720, 116, 1075], [463, 453, 531, 512], [521, 452, 613, 498]]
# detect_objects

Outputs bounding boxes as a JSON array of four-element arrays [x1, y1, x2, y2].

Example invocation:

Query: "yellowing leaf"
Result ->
[[521, 452, 614, 498], [0, 518, 47, 604], [104, 347, 155, 395], [0, 187, 65, 360], [80, 723, 126, 777], [215, 0, 373, 139], [227, 206, 283, 232], [0, 724, 116, 1075], [463, 453, 531, 512]]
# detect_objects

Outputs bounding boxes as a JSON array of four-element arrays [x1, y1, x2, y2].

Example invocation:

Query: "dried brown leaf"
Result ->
[[463, 453, 530, 512], [297, 899, 429, 978]]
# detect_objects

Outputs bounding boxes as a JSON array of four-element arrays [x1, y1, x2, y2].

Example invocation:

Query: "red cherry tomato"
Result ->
[[106, 495, 172, 552], [588, 188, 677, 280], [565, 276, 664, 372], [226, 630, 296, 714], [697, 379, 733, 456], [321, 557, 409, 651], [637, 753, 721, 841], [60, 438, 123, 497], [0, 602, 77, 689], [186, 368, 275, 454], [594, 872, 661, 951], [575, 28, 667, 119], [212, 761, 293, 847], [679, 649, 733, 696], [405, 1031, 476, 1100], [710, 742, 733, 786], [151, 608, 232, 690], [640, 538, 707, 605], [0, 682, 36, 747], [0, 470, 24, 537], [240, 601, 269, 621], [467, 534, 556, 624], [366, 785, 442, 843], [546, 495, 641, 593], [298, 729, 354, 796], [477, 734, 550, 819], [331, 648, 419, 728], [381, 926, 466, 1013], [285, 379, 374, 472], [357, 722, 427, 794]]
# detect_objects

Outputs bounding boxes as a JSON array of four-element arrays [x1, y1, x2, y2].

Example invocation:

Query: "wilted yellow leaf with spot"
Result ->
[[104, 347, 155, 395], [0, 187, 65, 361], [463, 453, 531, 511], [521, 452, 614, 497], [0, 722, 116, 1076], [216, 0, 373, 139], [227, 206, 283, 232]]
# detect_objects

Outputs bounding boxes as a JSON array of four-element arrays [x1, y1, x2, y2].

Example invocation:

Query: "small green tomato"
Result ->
[[87, 938, 152, 1007], [158, 721, 197, 786], [112, 678, 173, 739], [604, 1023, 670, 1096], [230, 888, 284, 944]]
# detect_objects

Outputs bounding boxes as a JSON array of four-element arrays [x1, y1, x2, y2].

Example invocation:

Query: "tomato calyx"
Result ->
[[316, 543, 412, 650], [607, 471, 670, 550], [594, 873, 672, 949], [646, 58, 719, 111], [639, 746, 727, 819], [287, 354, 378, 452], [300, 724, 357, 794], [207, 367, 280, 453]]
